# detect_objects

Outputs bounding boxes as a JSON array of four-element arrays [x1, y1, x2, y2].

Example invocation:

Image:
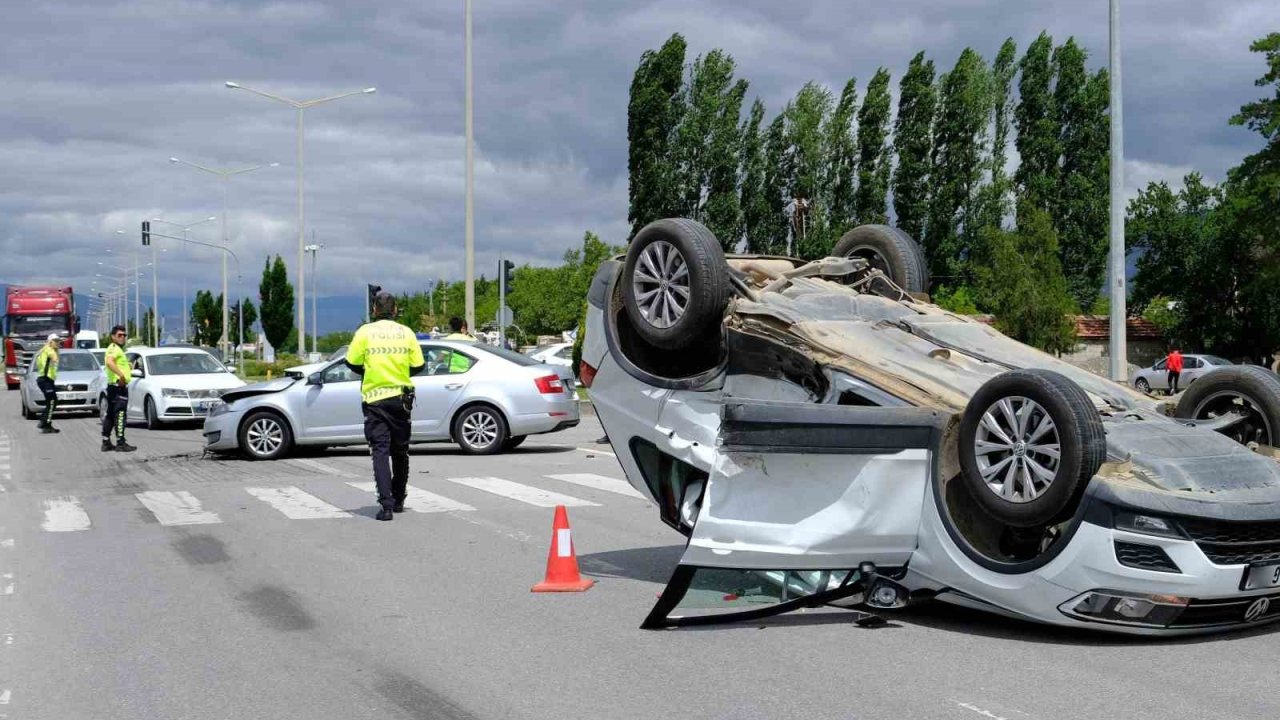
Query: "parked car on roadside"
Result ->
[[1131, 354, 1234, 395], [526, 342, 573, 368], [20, 349, 105, 419], [586, 217, 1280, 635], [109, 346, 246, 428], [283, 345, 349, 379], [203, 340, 579, 460]]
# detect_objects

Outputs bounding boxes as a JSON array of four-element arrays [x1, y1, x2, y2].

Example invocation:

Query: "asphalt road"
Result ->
[[1, 390, 1279, 720]]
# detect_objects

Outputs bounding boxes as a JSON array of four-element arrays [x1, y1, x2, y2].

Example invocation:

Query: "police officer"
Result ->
[[34, 333, 61, 434], [101, 325, 136, 453], [346, 292, 424, 521], [444, 317, 474, 341]]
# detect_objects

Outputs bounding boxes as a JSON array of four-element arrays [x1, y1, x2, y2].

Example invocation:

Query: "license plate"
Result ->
[[1244, 563, 1280, 590], [196, 401, 214, 413]]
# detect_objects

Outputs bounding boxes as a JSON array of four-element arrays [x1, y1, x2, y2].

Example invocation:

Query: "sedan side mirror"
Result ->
[[131, 368, 144, 379], [307, 372, 323, 386]]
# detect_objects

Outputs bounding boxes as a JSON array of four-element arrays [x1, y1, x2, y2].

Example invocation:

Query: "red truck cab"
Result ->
[[4, 286, 77, 389]]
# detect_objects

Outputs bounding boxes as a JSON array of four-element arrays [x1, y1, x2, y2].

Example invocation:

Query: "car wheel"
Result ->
[[1175, 366, 1280, 447], [1135, 377, 1151, 394], [144, 396, 160, 430], [831, 224, 928, 294], [958, 369, 1106, 528], [622, 218, 729, 351], [239, 411, 293, 461], [97, 394, 108, 418], [502, 435, 527, 451], [21, 400, 32, 420], [454, 405, 508, 455]]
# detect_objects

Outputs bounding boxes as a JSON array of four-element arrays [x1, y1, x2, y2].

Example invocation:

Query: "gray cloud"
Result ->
[[1, 0, 1276, 320]]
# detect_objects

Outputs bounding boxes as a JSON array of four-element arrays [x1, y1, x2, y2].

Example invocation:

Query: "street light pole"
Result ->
[[224, 81, 375, 357], [305, 241, 324, 356], [464, 0, 476, 334], [1108, 0, 1127, 381]]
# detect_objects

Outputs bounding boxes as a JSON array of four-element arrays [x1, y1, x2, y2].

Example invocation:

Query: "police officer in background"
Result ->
[[101, 325, 136, 452], [444, 316, 474, 341], [346, 292, 425, 521], [34, 333, 61, 434]]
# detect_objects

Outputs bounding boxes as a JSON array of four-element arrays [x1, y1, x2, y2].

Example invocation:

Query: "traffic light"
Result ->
[[501, 259, 515, 292], [141, 221, 151, 246]]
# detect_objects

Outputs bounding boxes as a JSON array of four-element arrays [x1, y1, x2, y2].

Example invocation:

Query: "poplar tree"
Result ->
[[854, 68, 893, 224], [891, 53, 937, 243], [259, 255, 294, 353], [826, 78, 859, 231], [674, 50, 748, 248], [758, 114, 791, 254], [1015, 32, 1058, 224], [974, 38, 1018, 234], [739, 99, 771, 252], [627, 34, 687, 238], [926, 48, 990, 281], [786, 83, 835, 259]]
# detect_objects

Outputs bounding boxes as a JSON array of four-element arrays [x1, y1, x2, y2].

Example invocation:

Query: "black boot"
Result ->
[[376, 506, 394, 521], [101, 438, 115, 452], [393, 499, 406, 513], [115, 439, 137, 453], [40, 425, 59, 434]]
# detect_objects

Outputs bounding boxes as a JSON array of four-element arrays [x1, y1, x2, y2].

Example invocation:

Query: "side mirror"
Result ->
[[130, 368, 144, 379], [307, 372, 323, 386]]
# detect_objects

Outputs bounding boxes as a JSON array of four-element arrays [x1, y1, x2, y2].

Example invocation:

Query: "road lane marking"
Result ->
[[40, 497, 91, 532], [447, 477, 599, 508], [545, 473, 646, 499], [575, 446, 616, 458], [346, 483, 476, 513], [2, 574, 12, 595], [0, 539, 11, 549], [0, 689, 9, 704], [289, 458, 347, 476], [245, 487, 350, 519], [135, 491, 222, 526]]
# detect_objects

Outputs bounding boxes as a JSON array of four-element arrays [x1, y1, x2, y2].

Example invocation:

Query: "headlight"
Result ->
[[161, 388, 189, 398], [209, 401, 232, 418], [1114, 511, 1187, 539]]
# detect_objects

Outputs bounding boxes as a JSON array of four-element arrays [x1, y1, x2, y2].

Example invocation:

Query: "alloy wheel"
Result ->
[[973, 396, 1062, 503], [631, 240, 690, 330], [461, 410, 499, 450], [246, 417, 284, 457]]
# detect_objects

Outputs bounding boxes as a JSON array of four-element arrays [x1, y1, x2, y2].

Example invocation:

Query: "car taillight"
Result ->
[[534, 374, 564, 394], [579, 361, 597, 388]]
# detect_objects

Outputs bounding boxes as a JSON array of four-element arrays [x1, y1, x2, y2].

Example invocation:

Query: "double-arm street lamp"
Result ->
[[147, 227, 246, 370], [169, 157, 277, 357], [224, 80, 376, 360], [150, 216, 217, 346]]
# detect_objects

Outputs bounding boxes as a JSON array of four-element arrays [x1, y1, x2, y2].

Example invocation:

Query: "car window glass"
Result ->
[[1153, 359, 1166, 370], [1204, 356, 1233, 366], [59, 354, 98, 371], [148, 353, 226, 375], [1184, 357, 1201, 369], [555, 346, 573, 359], [424, 347, 473, 375], [322, 362, 359, 383]]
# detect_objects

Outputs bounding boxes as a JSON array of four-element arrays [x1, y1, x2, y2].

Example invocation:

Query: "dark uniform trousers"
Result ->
[[36, 377, 57, 425], [102, 385, 129, 440], [363, 397, 411, 509]]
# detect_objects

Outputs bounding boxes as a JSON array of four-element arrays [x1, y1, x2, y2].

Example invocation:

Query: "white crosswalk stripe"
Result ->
[[135, 491, 222, 526], [40, 497, 91, 532], [448, 476, 599, 508], [346, 483, 476, 513], [544, 473, 646, 499], [246, 487, 350, 519], [0, 429, 10, 491], [288, 458, 348, 477]]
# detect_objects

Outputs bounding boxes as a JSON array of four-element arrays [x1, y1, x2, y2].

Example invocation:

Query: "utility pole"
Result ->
[[464, 0, 476, 335], [305, 238, 324, 357], [1108, 0, 1127, 381]]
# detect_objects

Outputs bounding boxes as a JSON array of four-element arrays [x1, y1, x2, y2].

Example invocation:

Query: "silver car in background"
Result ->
[[1131, 354, 1234, 395], [203, 340, 580, 459], [20, 349, 106, 419]]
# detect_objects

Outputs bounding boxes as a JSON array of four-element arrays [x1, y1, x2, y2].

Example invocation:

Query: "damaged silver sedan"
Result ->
[[583, 218, 1280, 634]]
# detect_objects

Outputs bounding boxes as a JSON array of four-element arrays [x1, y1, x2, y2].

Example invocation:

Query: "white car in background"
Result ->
[[527, 342, 574, 368], [110, 346, 246, 428]]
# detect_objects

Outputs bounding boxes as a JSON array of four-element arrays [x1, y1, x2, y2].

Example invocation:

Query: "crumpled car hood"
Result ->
[[221, 378, 296, 404], [1096, 416, 1280, 519]]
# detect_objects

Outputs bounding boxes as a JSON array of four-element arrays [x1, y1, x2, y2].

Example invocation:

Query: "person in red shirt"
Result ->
[[1166, 348, 1184, 395]]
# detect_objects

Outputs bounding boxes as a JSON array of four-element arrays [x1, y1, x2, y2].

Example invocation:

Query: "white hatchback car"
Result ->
[[107, 347, 246, 428]]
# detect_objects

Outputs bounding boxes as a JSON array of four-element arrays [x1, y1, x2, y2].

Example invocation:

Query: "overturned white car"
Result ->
[[583, 218, 1280, 634]]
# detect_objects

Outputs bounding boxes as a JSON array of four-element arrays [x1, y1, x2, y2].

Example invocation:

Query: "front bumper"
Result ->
[[202, 408, 244, 451], [156, 395, 226, 421], [32, 389, 99, 411]]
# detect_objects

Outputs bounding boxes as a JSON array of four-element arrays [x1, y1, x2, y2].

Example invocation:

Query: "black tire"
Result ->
[[1175, 366, 1280, 447], [239, 410, 293, 461], [97, 394, 107, 419], [832, 224, 928, 294], [144, 396, 160, 430], [622, 218, 729, 351], [1134, 377, 1151, 394], [958, 369, 1106, 528], [453, 405, 508, 455], [21, 399, 33, 420]]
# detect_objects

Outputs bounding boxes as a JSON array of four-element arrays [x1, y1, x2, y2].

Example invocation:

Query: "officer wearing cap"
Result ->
[[34, 333, 61, 434], [346, 292, 425, 521]]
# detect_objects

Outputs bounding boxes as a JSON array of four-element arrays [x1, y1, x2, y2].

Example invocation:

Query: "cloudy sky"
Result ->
[[1, 0, 1276, 323]]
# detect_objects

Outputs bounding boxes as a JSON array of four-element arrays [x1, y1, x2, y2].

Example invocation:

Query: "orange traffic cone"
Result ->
[[531, 505, 595, 593]]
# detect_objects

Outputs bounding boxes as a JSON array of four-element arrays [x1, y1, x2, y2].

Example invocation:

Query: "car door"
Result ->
[[125, 353, 146, 418], [1181, 356, 1205, 385], [640, 388, 945, 629], [300, 361, 366, 441], [410, 345, 476, 437], [1149, 358, 1168, 390]]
